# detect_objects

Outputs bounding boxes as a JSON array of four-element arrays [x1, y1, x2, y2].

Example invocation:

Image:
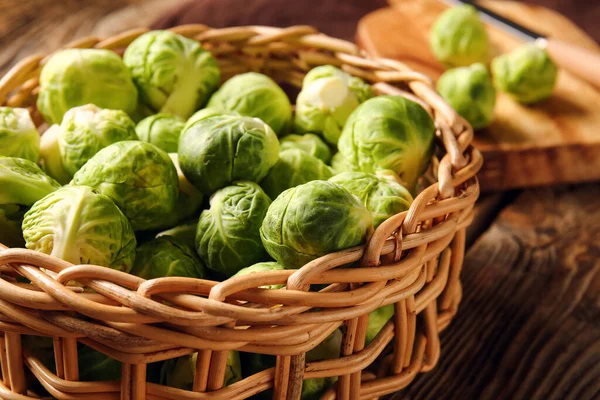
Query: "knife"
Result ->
[[446, 0, 600, 90]]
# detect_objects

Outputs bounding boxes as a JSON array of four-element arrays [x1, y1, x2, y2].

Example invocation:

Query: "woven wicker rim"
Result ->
[[0, 24, 481, 400]]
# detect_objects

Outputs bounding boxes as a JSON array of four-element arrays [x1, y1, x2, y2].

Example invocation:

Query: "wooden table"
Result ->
[[1, 1, 599, 399]]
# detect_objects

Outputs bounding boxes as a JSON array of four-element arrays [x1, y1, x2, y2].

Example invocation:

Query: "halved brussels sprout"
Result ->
[[161, 351, 241, 390], [22, 185, 136, 272], [0, 107, 40, 162], [430, 5, 489, 68], [37, 49, 138, 124], [124, 30, 220, 119], [260, 149, 333, 199], [337, 96, 435, 190], [136, 113, 185, 153], [279, 133, 332, 164], [366, 304, 395, 344], [0, 156, 61, 206], [329, 171, 413, 228], [207, 72, 292, 135], [260, 180, 372, 269], [40, 105, 138, 183], [437, 63, 496, 129], [196, 182, 271, 277], [294, 66, 373, 145], [179, 115, 279, 194], [233, 261, 285, 289], [491, 43, 558, 104], [72, 141, 178, 231], [131, 236, 205, 279]]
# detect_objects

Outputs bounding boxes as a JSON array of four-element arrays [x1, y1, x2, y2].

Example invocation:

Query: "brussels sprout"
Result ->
[[0, 107, 40, 162], [260, 181, 372, 269], [37, 49, 138, 124], [429, 5, 489, 68], [365, 304, 395, 345], [279, 133, 332, 164], [294, 66, 373, 145], [0, 156, 61, 206], [179, 115, 279, 194], [329, 171, 413, 228], [162, 351, 241, 390], [491, 43, 558, 104], [196, 182, 271, 277], [184, 107, 227, 130], [156, 219, 198, 248], [337, 96, 435, 190], [22, 185, 136, 272], [124, 31, 220, 119], [72, 141, 178, 231], [437, 63, 496, 129], [0, 204, 26, 247], [136, 113, 185, 153], [131, 236, 204, 279], [233, 261, 285, 289], [330, 152, 360, 174], [207, 72, 292, 135], [39, 105, 138, 183], [260, 149, 333, 199]]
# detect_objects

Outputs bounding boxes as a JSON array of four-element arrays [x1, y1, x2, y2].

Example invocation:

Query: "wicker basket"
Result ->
[[0, 25, 481, 400]]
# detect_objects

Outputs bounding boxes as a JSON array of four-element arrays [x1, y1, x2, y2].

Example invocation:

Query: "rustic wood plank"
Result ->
[[392, 184, 600, 399]]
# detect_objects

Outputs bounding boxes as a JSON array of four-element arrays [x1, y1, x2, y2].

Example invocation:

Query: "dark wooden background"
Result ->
[[0, 1, 599, 399]]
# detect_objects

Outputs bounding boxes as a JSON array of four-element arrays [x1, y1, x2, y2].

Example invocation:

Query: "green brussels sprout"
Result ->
[[0, 204, 26, 247], [337, 96, 435, 191], [429, 5, 489, 68], [294, 66, 373, 146], [437, 63, 496, 129], [131, 236, 205, 279], [330, 152, 360, 174], [365, 304, 395, 345], [260, 149, 333, 199], [136, 113, 185, 153], [184, 107, 227, 131], [179, 115, 279, 194], [0, 107, 40, 162], [0, 156, 61, 206], [39, 104, 138, 184], [329, 171, 413, 228], [22, 185, 136, 272], [260, 181, 372, 269], [207, 72, 292, 135], [279, 133, 332, 164], [37, 49, 138, 124], [196, 182, 271, 277], [233, 261, 285, 289], [123, 30, 220, 119], [72, 141, 178, 231], [156, 219, 198, 248], [162, 351, 241, 390], [491, 43, 558, 104]]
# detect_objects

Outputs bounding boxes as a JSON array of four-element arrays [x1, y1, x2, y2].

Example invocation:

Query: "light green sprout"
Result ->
[[37, 49, 138, 124], [233, 261, 285, 289], [124, 30, 220, 119], [22, 185, 136, 272], [207, 72, 292, 135], [131, 236, 205, 279], [136, 113, 185, 153], [279, 133, 332, 164], [0, 107, 40, 162]]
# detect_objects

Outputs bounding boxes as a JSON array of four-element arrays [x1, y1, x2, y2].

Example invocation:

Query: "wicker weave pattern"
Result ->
[[0, 25, 481, 400]]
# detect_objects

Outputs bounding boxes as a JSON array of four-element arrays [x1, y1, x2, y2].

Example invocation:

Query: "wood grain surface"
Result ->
[[0, 1, 599, 399], [358, 0, 600, 192]]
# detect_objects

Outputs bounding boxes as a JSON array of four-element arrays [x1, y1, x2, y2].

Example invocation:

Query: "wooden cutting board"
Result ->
[[357, 0, 600, 192]]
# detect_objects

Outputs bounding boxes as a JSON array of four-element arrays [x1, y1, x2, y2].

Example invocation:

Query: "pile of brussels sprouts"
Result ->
[[0, 29, 438, 396], [430, 5, 559, 130]]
